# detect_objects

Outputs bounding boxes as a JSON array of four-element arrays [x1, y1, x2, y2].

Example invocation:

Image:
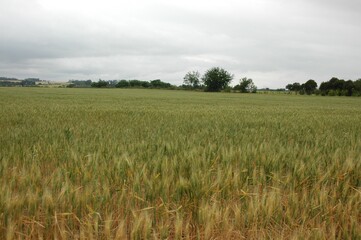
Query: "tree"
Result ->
[[141, 81, 151, 88], [116, 80, 130, 88], [303, 79, 318, 95], [236, 77, 257, 93], [319, 77, 361, 96], [354, 79, 361, 96], [344, 80, 354, 96], [21, 79, 36, 86], [67, 80, 92, 87], [285, 84, 293, 91], [150, 79, 171, 88], [183, 71, 200, 88], [91, 80, 108, 88], [202, 67, 233, 92], [129, 80, 144, 87], [285, 82, 302, 93]]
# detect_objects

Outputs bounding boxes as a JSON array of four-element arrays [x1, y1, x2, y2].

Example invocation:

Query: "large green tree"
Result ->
[[303, 79, 318, 95], [202, 67, 233, 92]]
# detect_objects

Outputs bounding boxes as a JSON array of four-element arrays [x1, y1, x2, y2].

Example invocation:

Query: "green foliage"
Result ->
[[286, 82, 302, 92], [121, 79, 172, 89], [223, 86, 232, 92], [150, 79, 172, 88], [68, 80, 92, 88], [21, 79, 36, 86], [141, 81, 151, 88], [285, 78, 361, 96], [0, 77, 18, 80], [91, 80, 109, 88], [320, 77, 361, 96], [303, 79, 318, 95], [235, 77, 257, 93], [115, 80, 130, 88], [328, 89, 336, 96], [202, 67, 233, 92], [286, 80, 317, 95], [0, 81, 19, 87], [183, 71, 201, 88], [86, 79, 175, 89], [129, 79, 149, 88]]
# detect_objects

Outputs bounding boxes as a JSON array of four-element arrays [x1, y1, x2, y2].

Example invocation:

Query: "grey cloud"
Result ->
[[0, 0, 360, 87]]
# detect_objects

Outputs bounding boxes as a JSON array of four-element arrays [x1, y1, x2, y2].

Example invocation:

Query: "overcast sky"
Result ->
[[1, 0, 360, 88]]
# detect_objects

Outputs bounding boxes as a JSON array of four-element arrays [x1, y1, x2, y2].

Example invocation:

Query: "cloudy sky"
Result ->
[[1, 0, 360, 88]]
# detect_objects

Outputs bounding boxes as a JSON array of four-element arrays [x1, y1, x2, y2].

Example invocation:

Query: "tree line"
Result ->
[[0, 77, 18, 81], [4, 72, 360, 96], [68, 67, 257, 93], [68, 79, 175, 89], [182, 67, 257, 93], [286, 77, 361, 96], [0, 78, 41, 87]]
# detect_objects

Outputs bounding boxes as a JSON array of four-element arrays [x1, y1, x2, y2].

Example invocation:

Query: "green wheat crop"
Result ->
[[0, 88, 360, 239]]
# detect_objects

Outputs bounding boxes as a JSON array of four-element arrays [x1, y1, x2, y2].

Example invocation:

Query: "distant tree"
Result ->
[[127, 80, 153, 88], [21, 80, 36, 86], [0, 81, 19, 87], [330, 77, 344, 90], [303, 79, 318, 95], [116, 80, 130, 88], [150, 79, 162, 88], [128, 80, 140, 87], [68, 80, 92, 87], [354, 79, 361, 96], [285, 82, 302, 93], [202, 67, 233, 92], [319, 77, 351, 96], [91, 80, 108, 88], [0, 77, 18, 80], [293, 83, 302, 92], [24, 78, 39, 82], [319, 81, 329, 95], [235, 77, 257, 93], [141, 81, 151, 88], [108, 80, 118, 87], [285, 84, 293, 91], [344, 80, 354, 96], [150, 79, 171, 88], [183, 71, 200, 88]]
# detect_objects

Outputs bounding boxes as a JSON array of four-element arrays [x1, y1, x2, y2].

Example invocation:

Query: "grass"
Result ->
[[0, 87, 360, 239]]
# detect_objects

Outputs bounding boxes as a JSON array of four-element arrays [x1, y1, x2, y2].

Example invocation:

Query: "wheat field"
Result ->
[[0, 88, 360, 239]]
